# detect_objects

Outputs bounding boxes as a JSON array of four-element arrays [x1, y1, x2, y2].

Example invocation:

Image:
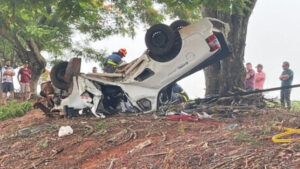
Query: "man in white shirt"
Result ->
[[1, 60, 15, 105]]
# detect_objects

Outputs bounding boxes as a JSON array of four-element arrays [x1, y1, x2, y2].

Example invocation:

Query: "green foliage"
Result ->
[[40, 141, 48, 148], [234, 131, 260, 145], [94, 120, 113, 130], [0, 0, 166, 61], [291, 101, 300, 112], [93, 120, 113, 135], [0, 101, 33, 121], [266, 100, 300, 112]]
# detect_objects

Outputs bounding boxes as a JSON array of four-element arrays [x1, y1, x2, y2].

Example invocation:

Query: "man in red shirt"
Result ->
[[18, 61, 32, 101]]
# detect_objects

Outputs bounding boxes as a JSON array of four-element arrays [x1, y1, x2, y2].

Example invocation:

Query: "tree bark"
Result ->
[[202, 0, 257, 96], [13, 37, 46, 95]]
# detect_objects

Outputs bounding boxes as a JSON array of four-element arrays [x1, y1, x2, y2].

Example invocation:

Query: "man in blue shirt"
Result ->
[[280, 61, 293, 110], [103, 48, 127, 73]]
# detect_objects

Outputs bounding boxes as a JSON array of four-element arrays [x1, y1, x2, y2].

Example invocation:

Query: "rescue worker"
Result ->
[[103, 48, 127, 73], [171, 83, 189, 104]]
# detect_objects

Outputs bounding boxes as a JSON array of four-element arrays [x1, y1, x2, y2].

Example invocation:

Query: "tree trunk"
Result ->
[[14, 39, 46, 95], [202, 0, 257, 96], [204, 62, 220, 96]]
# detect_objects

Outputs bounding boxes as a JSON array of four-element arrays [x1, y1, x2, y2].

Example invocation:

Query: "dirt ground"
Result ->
[[0, 108, 299, 169]]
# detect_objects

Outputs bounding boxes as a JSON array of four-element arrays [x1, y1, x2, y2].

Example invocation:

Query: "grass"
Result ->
[[291, 101, 300, 112], [40, 141, 48, 148], [0, 101, 33, 121], [234, 132, 260, 145], [93, 120, 114, 135], [266, 99, 300, 112]]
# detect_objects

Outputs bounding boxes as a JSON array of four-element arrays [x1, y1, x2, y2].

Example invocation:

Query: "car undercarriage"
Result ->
[[36, 18, 231, 118]]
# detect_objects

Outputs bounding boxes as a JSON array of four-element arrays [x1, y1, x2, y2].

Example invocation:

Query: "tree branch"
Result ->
[[39, 6, 52, 25], [28, 39, 46, 66]]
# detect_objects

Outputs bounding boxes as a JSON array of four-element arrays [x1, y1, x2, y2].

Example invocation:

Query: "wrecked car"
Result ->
[[49, 18, 231, 117]]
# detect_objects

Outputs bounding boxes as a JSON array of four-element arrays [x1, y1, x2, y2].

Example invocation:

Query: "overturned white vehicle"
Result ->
[[50, 18, 231, 117]]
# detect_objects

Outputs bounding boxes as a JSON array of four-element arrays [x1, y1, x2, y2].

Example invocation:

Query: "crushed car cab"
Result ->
[[50, 18, 231, 117]]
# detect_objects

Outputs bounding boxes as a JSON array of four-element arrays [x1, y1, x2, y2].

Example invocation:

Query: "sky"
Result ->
[[33, 0, 300, 100]]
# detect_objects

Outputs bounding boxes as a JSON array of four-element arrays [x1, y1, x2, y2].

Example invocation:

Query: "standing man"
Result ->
[[280, 61, 293, 110], [103, 48, 127, 73], [254, 64, 266, 90], [92, 67, 98, 73], [18, 61, 32, 102], [1, 60, 15, 105], [245, 63, 255, 91]]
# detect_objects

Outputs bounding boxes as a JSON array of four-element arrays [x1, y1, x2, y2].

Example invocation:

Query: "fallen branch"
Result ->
[[127, 126, 137, 139], [107, 158, 117, 169], [141, 152, 168, 157], [84, 125, 94, 136], [161, 132, 167, 142], [106, 129, 128, 143], [128, 140, 152, 154]]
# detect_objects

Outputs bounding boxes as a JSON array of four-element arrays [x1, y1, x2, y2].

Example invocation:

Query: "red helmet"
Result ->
[[119, 48, 127, 56]]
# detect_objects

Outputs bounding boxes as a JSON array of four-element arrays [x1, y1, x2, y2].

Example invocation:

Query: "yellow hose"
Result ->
[[272, 126, 300, 143]]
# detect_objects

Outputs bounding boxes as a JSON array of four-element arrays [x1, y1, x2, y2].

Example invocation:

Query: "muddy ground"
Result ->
[[0, 108, 299, 169]]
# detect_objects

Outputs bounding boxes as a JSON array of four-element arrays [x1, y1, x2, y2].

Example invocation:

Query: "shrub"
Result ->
[[0, 101, 33, 121]]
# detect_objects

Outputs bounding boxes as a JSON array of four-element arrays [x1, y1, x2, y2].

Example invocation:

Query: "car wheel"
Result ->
[[63, 106, 79, 117], [50, 61, 70, 90], [170, 20, 190, 31], [145, 24, 175, 59]]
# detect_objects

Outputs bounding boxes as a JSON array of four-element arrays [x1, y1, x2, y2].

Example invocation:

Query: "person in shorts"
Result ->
[[1, 60, 15, 105], [18, 61, 32, 101]]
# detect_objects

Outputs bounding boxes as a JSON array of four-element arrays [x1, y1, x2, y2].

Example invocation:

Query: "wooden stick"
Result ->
[[141, 152, 168, 157], [107, 158, 117, 169]]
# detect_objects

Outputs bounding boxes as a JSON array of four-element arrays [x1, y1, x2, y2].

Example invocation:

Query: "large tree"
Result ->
[[202, 0, 258, 95]]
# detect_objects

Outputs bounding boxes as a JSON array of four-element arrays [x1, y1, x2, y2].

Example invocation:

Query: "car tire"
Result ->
[[170, 20, 190, 31], [145, 24, 175, 59], [63, 106, 79, 117], [50, 61, 70, 90]]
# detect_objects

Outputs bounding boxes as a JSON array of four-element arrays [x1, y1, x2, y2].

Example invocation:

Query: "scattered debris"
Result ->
[[188, 155, 202, 166], [84, 125, 94, 136], [107, 158, 117, 169], [128, 140, 152, 154], [141, 152, 168, 157], [222, 123, 238, 130], [58, 126, 73, 137], [26, 147, 64, 169], [1, 107, 299, 168], [196, 112, 212, 119], [18, 125, 50, 136], [31, 125, 49, 134], [18, 128, 31, 137], [166, 114, 222, 125]]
